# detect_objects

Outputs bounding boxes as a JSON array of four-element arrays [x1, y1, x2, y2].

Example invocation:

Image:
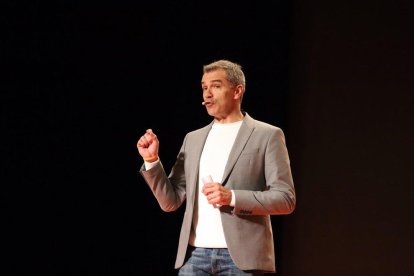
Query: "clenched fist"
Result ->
[[137, 129, 159, 162]]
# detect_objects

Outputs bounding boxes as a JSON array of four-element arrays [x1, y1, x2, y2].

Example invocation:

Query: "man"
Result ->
[[137, 59, 296, 275]]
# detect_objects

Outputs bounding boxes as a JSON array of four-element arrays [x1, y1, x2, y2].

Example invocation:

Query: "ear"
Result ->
[[233, 84, 244, 100]]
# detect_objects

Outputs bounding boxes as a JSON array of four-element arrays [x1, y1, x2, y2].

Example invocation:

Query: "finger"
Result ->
[[203, 183, 219, 194], [202, 185, 213, 195], [138, 135, 149, 147], [144, 132, 157, 143], [146, 129, 157, 139], [206, 190, 219, 201], [207, 194, 222, 208]]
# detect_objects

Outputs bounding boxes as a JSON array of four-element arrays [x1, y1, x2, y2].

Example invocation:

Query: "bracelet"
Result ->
[[143, 155, 158, 162]]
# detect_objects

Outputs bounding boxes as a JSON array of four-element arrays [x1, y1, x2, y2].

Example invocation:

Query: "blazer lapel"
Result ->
[[187, 122, 213, 199], [221, 114, 255, 185]]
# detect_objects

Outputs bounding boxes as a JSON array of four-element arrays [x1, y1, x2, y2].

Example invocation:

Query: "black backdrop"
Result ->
[[3, 1, 413, 275]]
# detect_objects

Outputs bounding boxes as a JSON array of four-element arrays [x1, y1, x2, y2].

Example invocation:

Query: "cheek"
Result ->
[[213, 90, 226, 100]]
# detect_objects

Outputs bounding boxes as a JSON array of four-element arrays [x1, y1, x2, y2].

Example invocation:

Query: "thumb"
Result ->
[[146, 128, 156, 137]]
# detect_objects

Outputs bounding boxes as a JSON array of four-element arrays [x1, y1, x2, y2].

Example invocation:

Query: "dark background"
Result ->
[[3, 0, 413, 275]]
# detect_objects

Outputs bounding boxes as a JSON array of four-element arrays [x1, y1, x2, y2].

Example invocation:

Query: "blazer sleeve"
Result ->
[[139, 145, 187, 212], [232, 127, 296, 216]]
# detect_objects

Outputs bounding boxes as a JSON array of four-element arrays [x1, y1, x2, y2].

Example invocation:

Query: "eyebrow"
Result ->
[[201, 79, 223, 85]]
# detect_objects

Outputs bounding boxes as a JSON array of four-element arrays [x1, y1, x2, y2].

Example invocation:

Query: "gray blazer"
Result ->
[[140, 113, 296, 272]]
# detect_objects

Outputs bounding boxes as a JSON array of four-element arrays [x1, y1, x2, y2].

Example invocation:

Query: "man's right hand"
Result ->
[[137, 129, 159, 162]]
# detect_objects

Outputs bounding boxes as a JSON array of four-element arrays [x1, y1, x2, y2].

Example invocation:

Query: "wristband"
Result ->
[[143, 155, 158, 162]]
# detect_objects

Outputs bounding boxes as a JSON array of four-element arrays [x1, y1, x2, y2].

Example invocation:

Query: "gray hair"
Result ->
[[203, 60, 246, 89]]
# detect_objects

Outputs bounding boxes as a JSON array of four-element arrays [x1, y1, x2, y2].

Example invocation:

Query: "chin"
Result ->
[[207, 110, 215, 117]]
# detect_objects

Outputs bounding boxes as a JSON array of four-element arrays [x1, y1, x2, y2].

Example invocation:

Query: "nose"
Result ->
[[203, 87, 212, 98]]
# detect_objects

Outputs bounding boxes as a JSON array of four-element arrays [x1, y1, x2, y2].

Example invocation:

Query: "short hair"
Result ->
[[203, 60, 246, 89]]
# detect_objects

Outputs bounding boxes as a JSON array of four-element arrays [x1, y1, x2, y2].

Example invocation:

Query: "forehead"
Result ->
[[201, 69, 228, 84]]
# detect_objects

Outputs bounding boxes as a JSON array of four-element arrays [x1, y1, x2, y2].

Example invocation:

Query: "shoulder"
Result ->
[[187, 124, 211, 136], [245, 113, 283, 134], [182, 123, 212, 142]]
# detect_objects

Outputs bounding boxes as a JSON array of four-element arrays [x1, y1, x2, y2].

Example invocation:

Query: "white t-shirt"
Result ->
[[189, 121, 242, 248]]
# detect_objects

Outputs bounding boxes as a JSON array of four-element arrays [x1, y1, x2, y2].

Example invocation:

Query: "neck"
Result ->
[[214, 111, 244, 124]]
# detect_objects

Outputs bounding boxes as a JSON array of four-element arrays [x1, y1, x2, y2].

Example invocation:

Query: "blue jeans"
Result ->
[[178, 246, 266, 275]]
